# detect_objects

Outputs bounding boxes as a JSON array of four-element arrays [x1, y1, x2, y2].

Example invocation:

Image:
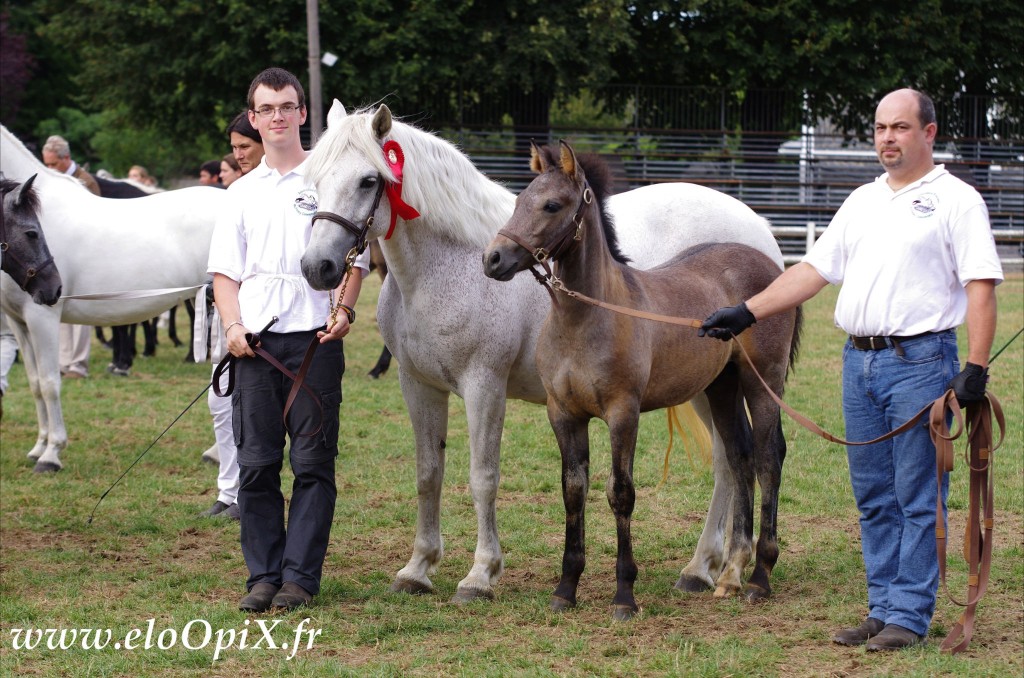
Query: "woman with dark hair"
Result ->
[[227, 111, 265, 174]]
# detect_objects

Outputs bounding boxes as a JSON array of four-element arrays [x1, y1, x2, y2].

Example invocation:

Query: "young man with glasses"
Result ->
[[207, 67, 370, 612]]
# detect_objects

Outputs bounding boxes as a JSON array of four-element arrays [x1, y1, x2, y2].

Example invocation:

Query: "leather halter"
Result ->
[[497, 181, 592, 266], [0, 206, 57, 288], [496, 181, 592, 304], [310, 175, 387, 264]]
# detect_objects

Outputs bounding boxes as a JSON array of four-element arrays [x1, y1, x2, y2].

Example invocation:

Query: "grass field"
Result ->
[[1, 273, 1021, 677]]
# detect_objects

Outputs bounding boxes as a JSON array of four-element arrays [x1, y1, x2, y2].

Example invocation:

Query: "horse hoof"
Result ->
[[611, 604, 639, 621], [674, 574, 712, 593], [744, 584, 771, 603], [32, 461, 61, 474], [713, 584, 741, 598], [390, 578, 434, 595], [450, 586, 495, 604], [550, 595, 576, 613]]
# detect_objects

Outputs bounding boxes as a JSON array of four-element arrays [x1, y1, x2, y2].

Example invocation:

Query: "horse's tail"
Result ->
[[787, 305, 804, 379], [658, 402, 712, 487]]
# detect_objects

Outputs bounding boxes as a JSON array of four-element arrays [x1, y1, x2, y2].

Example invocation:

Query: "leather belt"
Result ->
[[850, 331, 934, 356]]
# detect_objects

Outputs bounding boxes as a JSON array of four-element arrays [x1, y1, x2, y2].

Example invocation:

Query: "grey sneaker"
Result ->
[[199, 500, 229, 517], [215, 503, 240, 521]]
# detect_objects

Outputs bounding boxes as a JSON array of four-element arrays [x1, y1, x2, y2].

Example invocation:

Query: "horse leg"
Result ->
[[9, 317, 48, 459], [549, 404, 590, 613], [180, 300, 196, 363], [168, 303, 185, 348], [95, 326, 112, 349], [368, 345, 393, 379], [109, 326, 131, 374], [739, 372, 787, 603], [14, 307, 67, 471], [142, 319, 158, 357], [607, 409, 641, 620], [703, 363, 755, 598], [450, 379, 509, 604], [391, 372, 450, 595], [676, 393, 729, 593]]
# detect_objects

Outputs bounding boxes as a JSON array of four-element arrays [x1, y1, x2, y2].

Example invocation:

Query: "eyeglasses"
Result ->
[[253, 103, 300, 118]]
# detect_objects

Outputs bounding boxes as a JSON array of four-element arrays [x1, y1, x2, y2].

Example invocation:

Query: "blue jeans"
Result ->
[[841, 330, 958, 636]]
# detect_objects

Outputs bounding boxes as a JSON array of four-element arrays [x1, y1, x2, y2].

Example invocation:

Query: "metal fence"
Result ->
[[405, 87, 1022, 264]]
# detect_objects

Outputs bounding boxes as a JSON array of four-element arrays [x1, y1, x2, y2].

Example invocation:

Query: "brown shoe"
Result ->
[[833, 617, 885, 646], [865, 624, 925, 651], [271, 582, 313, 610], [239, 582, 279, 612]]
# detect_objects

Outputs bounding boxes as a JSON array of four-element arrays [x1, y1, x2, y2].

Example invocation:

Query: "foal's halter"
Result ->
[[498, 180, 592, 266], [496, 180, 593, 304]]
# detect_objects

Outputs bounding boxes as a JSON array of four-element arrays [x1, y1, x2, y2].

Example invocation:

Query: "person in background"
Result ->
[[699, 88, 1002, 651], [42, 135, 100, 196], [199, 129, 265, 520], [128, 165, 157, 187], [219, 154, 242, 187], [227, 111, 264, 175], [209, 67, 369, 612], [42, 135, 97, 379], [199, 160, 223, 187]]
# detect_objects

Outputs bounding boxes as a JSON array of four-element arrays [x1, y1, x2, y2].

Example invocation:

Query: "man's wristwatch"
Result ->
[[338, 303, 356, 324]]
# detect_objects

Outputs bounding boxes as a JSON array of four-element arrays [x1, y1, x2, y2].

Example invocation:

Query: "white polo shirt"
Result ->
[[207, 155, 369, 334], [803, 165, 1003, 337]]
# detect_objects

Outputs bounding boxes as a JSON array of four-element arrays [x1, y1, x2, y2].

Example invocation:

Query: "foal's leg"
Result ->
[[391, 372, 450, 595], [739, 372, 787, 602], [451, 377, 509, 603], [606, 408, 642, 620], [549, 404, 591, 613], [676, 393, 730, 592], [703, 365, 755, 598]]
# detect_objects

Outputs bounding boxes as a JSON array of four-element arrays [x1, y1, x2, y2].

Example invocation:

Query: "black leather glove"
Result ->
[[698, 302, 756, 341], [946, 362, 988, 405]]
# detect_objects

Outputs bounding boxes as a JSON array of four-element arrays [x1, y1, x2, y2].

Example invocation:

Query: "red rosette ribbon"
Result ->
[[382, 140, 420, 239]]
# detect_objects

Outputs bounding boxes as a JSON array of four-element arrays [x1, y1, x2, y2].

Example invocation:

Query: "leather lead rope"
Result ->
[[934, 395, 1004, 654], [212, 320, 325, 439], [542, 278, 1002, 653]]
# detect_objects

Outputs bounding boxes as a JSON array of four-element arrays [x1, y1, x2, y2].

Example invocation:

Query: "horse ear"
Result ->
[[327, 100, 347, 127], [15, 174, 37, 207], [558, 140, 581, 181], [529, 141, 548, 174], [372, 105, 393, 140]]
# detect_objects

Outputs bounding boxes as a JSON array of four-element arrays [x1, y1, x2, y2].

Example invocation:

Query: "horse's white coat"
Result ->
[[301, 102, 784, 599], [0, 125, 225, 471]]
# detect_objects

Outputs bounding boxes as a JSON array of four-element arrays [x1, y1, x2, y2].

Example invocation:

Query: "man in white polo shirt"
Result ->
[[208, 67, 369, 612], [699, 88, 1002, 650]]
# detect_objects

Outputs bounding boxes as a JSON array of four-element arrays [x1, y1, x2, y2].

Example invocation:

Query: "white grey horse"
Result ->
[[300, 102, 784, 602], [0, 125, 225, 472]]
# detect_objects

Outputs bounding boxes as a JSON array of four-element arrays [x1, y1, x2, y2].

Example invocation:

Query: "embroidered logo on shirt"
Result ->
[[294, 189, 318, 216], [910, 193, 938, 218]]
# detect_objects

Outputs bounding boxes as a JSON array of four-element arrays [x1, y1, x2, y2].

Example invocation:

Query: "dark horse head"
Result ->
[[1, 174, 63, 305], [482, 140, 628, 281]]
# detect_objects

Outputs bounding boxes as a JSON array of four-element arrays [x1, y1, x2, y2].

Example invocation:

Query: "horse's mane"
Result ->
[[535, 144, 629, 264], [308, 107, 516, 248], [0, 125, 96, 192], [1, 177, 41, 213]]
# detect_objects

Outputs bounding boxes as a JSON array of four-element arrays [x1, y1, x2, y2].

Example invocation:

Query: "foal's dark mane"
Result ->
[[1, 177, 40, 213], [536, 144, 630, 264]]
